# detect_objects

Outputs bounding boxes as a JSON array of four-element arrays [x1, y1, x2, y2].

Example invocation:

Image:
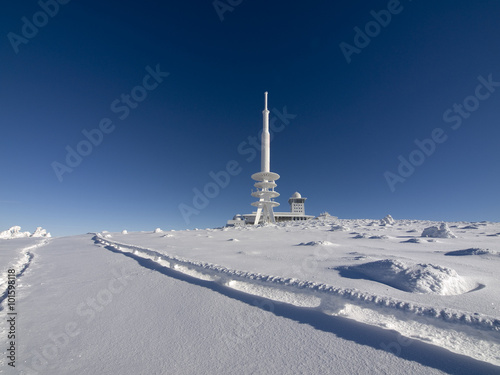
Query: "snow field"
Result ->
[[2, 218, 499, 373], [3, 234, 459, 375], [94, 223, 500, 366]]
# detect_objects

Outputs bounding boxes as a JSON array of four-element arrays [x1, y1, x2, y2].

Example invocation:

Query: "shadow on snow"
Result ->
[[102, 244, 500, 375]]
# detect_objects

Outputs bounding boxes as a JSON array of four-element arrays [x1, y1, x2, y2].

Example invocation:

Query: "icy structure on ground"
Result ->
[[421, 223, 457, 238], [0, 226, 51, 239], [337, 259, 471, 295], [380, 214, 395, 226]]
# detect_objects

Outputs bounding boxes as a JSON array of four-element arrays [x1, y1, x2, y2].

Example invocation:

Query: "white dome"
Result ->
[[291, 192, 301, 198]]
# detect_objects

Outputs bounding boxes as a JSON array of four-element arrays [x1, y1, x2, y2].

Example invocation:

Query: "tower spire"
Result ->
[[251, 92, 280, 225]]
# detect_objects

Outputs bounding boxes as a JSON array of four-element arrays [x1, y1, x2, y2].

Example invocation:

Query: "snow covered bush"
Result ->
[[0, 226, 50, 239]]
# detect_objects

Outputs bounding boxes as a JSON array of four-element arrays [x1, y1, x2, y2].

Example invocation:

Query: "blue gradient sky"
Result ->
[[2, 0, 500, 236]]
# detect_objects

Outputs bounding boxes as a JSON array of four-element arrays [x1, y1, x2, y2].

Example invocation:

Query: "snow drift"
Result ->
[[336, 259, 474, 295], [422, 223, 456, 238], [445, 248, 497, 256]]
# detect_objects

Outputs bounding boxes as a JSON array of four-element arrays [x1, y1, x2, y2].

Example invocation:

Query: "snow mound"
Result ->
[[461, 225, 479, 230], [368, 235, 389, 240], [297, 240, 337, 246], [154, 228, 163, 233], [336, 259, 473, 295], [401, 238, 421, 243], [121, 230, 128, 234], [352, 233, 368, 239], [228, 238, 239, 242], [380, 214, 395, 226], [422, 223, 457, 238], [0, 226, 51, 239], [329, 224, 350, 232], [445, 248, 497, 256]]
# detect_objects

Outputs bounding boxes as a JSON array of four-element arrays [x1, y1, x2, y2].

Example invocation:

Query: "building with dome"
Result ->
[[241, 191, 314, 225], [227, 191, 314, 226]]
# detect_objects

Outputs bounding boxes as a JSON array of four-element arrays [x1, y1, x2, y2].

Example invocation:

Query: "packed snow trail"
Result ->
[[94, 234, 500, 368]]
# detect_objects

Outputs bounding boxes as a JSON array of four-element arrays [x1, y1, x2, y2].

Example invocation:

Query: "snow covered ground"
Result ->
[[1, 218, 499, 374]]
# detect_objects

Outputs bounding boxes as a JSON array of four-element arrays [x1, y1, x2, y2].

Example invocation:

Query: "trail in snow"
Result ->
[[94, 234, 500, 367], [0, 239, 49, 311], [96, 238, 499, 374]]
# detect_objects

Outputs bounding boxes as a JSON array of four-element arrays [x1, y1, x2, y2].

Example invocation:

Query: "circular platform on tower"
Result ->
[[251, 190, 280, 199], [251, 200, 280, 208], [251, 171, 280, 181], [253, 181, 277, 189]]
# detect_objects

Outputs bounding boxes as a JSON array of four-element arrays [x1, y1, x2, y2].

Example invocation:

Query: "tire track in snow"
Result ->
[[94, 234, 500, 367]]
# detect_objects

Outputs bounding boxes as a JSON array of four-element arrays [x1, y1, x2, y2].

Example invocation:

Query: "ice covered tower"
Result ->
[[251, 92, 280, 225]]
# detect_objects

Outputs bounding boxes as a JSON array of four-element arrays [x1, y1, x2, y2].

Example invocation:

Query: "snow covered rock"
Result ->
[[154, 228, 163, 233], [337, 259, 472, 295], [421, 223, 457, 238], [122, 230, 128, 234], [380, 214, 395, 226]]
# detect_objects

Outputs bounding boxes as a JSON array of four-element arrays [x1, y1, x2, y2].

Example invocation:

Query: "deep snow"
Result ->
[[1, 218, 499, 374]]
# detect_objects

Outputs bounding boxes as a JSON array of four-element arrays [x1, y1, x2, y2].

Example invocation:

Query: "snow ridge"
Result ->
[[94, 234, 500, 365], [93, 234, 498, 332]]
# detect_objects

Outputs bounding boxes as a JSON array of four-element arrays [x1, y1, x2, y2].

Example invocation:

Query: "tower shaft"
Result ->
[[261, 91, 270, 173], [251, 92, 280, 225]]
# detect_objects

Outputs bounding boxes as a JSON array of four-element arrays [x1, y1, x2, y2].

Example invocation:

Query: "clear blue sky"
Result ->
[[2, 0, 499, 236]]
